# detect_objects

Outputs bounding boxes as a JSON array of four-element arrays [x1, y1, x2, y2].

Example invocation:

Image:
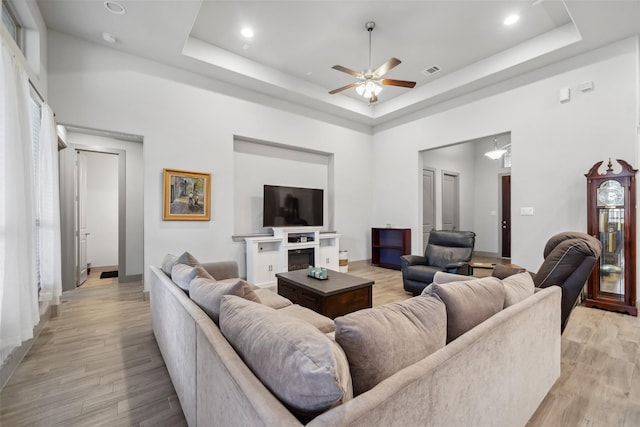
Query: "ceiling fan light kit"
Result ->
[[484, 138, 511, 160], [328, 21, 416, 104]]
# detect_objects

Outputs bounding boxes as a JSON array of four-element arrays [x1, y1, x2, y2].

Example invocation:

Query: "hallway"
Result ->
[[0, 269, 186, 426]]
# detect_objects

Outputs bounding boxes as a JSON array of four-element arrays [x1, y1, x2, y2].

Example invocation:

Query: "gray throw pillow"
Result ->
[[502, 272, 535, 307], [335, 295, 446, 395], [189, 278, 261, 324], [161, 253, 178, 276], [171, 263, 213, 291], [425, 276, 505, 343], [220, 296, 352, 420], [176, 251, 200, 268]]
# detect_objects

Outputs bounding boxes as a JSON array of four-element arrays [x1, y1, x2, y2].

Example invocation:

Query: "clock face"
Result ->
[[597, 180, 624, 206]]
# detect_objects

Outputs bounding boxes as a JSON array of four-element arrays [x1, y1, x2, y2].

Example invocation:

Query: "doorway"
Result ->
[[442, 171, 460, 231], [76, 150, 119, 286], [59, 128, 143, 291]]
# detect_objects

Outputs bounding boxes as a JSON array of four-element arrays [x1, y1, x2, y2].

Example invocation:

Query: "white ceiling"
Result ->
[[36, 0, 640, 127]]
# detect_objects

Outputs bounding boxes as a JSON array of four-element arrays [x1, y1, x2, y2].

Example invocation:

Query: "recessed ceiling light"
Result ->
[[241, 27, 254, 38], [102, 32, 117, 43], [504, 14, 520, 26], [104, 1, 126, 15]]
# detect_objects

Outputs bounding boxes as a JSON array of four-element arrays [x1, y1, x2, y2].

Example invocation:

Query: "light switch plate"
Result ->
[[520, 207, 534, 216]]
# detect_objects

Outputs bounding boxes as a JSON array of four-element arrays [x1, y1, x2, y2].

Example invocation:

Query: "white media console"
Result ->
[[245, 227, 341, 287]]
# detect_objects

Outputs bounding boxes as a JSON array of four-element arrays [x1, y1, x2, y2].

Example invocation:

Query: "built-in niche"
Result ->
[[419, 132, 511, 257], [233, 137, 334, 236]]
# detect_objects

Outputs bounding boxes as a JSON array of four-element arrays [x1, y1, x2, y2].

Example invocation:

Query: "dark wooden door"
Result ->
[[501, 175, 511, 258]]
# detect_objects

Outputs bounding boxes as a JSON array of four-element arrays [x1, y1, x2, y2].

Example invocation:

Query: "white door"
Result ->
[[442, 172, 460, 231], [77, 151, 89, 286], [422, 168, 435, 250]]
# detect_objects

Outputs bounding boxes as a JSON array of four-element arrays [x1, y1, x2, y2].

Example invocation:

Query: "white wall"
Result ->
[[47, 31, 372, 287], [373, 37, 639, 281], [84, 151, 118, 268]]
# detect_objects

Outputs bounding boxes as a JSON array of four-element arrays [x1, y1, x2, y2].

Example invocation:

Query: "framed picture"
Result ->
[[163, 168, 211, 221]]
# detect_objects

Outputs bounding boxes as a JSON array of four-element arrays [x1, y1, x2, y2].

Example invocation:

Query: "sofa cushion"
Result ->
[[253, 288, 293, 309], [220, 296, 352, 420], [334, 295, 446, 395], [501, 272, 535, 307], [190, 278, 261, 324], [425, 276, 505, 343], [171, 263, 213, 291], [278, 305, 336, 333], [161, 253, 178, 276]]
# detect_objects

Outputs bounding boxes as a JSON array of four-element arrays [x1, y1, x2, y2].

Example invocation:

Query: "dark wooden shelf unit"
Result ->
[[371, 228, 411, 270]]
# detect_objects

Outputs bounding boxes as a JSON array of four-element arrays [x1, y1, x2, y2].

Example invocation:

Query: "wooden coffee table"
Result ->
[[276, 269, 374, 319]]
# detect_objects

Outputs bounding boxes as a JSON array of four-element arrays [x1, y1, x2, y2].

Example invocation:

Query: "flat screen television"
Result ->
[[263, 185, 323, 227]]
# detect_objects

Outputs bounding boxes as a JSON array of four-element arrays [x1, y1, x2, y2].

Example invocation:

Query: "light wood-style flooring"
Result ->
[[1, 261, 639, 426], [0, 267, 187, 427]]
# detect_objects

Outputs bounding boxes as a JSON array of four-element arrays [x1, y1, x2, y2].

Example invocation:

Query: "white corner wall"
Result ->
[[373, 37, 639, 279], [46, 31, 372, 287]]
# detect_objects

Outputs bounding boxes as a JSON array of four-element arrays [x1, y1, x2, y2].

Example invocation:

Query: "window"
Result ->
[[1, 2, 21, 48]]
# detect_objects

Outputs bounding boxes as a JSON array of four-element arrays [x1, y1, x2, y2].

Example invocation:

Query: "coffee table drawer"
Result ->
[[278, 281, 323, 312], [323, 287, 371, 319]]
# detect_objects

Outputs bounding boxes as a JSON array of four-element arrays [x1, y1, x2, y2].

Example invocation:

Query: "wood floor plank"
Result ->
[[1, 259, 639, 426]]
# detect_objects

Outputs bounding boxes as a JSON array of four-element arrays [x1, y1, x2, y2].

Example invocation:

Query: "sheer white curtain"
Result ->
[[38, 104, 62, 305], [0, 40, 40, 351]]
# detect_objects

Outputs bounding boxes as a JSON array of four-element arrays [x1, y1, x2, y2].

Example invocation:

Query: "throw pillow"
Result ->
[[502, 272, 535, 308], [220, 296, 352, 421], [189, 278, 261, 324], [335, 295, 446, 396], [161, 253, 178, 276], [425, 276, 506, 343], [176, 251, 200, 267], [171, 263, 213, 292]]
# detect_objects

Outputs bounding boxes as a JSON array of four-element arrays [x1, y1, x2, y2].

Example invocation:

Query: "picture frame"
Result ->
[[163, 168, 211, 221]]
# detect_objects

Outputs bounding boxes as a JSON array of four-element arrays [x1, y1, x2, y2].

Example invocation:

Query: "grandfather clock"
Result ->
[[585, 159, 637, 316]]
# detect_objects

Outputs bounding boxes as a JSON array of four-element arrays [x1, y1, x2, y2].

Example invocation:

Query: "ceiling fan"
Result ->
[[328, 21, 416, 104]]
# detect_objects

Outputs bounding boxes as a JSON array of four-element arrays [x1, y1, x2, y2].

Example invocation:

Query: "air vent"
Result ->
[[422, 65, 441, 76]]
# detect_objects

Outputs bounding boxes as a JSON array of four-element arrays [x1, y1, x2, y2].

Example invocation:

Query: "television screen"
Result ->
[[263, 185, 323, 227]]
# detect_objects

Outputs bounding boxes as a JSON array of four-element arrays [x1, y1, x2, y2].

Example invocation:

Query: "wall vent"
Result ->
[[422, 65, 441, 76]]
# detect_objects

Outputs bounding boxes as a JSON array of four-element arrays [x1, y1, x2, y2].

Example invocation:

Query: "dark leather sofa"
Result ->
[[400, 230, 476, 296]]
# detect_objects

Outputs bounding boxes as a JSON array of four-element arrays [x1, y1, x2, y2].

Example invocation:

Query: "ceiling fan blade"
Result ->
[[332, 65, 362, 78], [328, 82, 360, 95], [381, 78, 416, 88], [374, 57, 401, 77]]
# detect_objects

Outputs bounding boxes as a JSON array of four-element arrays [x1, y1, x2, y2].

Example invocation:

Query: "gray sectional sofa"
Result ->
[[149, 259, 561, 427]]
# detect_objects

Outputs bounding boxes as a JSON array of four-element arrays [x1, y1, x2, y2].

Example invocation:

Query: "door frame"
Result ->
[[422, 167, 436, 251]]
